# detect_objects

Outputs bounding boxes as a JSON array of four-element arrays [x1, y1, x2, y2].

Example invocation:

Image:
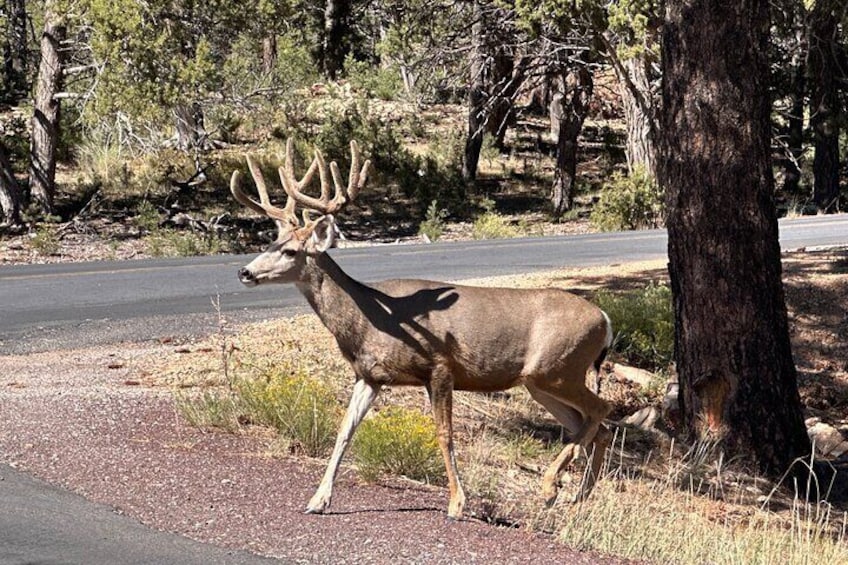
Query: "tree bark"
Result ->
[[262, 35, 277, 74], [807, 0, 841, 211], [29, 3, 65, 217], [485, 51, 514, 150], [0, 142, 22, 225], [174, 102, 209, 152], [660, 0, 811, 478], [551, 67, 592, 216], [462, 1, 485, 183], [618, 55, 659, 179]]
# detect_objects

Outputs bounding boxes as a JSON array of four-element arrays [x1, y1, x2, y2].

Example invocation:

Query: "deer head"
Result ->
[[231, 139, 370, 286]]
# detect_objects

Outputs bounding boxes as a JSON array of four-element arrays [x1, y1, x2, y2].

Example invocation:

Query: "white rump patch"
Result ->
[[601, 310, 614, 349]]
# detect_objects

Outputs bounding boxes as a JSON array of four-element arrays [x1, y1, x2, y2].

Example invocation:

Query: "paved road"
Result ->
[[1, 214, 847, 355], [0, 464, 276, 565]]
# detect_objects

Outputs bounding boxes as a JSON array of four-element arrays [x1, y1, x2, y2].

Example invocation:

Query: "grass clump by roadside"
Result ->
[[353, 406, 445, 484], [239, 369, 341, 457], [175, 364, 341, 457], [471, 199, 525, 240]]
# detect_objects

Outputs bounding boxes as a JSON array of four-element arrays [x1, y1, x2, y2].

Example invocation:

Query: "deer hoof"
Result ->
[[305, 496, 330, 515]]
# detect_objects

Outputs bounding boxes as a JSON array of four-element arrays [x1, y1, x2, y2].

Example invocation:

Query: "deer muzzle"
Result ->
[[238, 267, 258, 286]]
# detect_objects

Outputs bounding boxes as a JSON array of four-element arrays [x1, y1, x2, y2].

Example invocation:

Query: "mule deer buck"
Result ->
[[231, 139, 613, 519]]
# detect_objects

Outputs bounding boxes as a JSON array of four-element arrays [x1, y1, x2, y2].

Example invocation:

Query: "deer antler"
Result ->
[[230, 152, 316, 230], [280, 140, 371, 217]]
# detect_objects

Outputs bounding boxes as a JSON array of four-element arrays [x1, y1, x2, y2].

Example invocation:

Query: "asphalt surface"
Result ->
[[2, 213, 846, 355], [0, 464, 276, 565]]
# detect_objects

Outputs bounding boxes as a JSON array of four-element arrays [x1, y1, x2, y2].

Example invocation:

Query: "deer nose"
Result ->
[[238, 268, 256, 285]]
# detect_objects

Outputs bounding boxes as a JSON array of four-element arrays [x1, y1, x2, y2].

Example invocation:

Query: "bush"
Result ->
[[278, 100, 465, 212], [344, 55, 404, 101], [237, 370, 341, 457], [595, 282, 674, 371], [146, 230, 222, 257], [30, 223, 61, 255], [418, 200, 448, 241], [590, 166, 664, 231], [472, 208, 521, 240], [134, 200, 161, 233], [353, 407, 445, 484]]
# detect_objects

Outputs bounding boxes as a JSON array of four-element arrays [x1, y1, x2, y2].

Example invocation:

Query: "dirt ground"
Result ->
[[0, 244, 846, 562]]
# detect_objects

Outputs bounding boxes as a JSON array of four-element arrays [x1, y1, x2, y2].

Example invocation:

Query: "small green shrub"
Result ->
[[353, 407, 445, 484], [344, 55, 404, 101], [134, 200, 161, 233], [595, 282, 674, 371], [30, 224, 61, 255], [472, 212, 520, 240], [146, 230, 221, 257], [237, 370, 341, 457], [590, 166, 664, 231], [418, 200, 448, 241]]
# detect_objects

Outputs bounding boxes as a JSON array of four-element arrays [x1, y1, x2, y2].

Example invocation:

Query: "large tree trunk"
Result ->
[[462, 1, 485, 183], [607, 38, 660, 180], [29, 3, 65, 217], [620, 56, 658, 178], [0, 142, 22, 225], [485, 51, 514, 150], [550, 67, 592, 216], [661, 0, 811, 478], [2, 0, 28, 102], [807, 0, 841, 211]]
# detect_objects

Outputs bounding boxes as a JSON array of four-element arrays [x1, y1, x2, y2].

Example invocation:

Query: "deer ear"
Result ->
[[310, 214, 338, 252]]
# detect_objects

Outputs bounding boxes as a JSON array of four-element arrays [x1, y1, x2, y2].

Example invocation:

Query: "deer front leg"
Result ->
[[426, 370, 466, 520], [306, 378, 380, 514]]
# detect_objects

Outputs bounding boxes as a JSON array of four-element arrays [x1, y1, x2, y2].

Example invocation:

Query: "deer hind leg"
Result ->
[[426, 368, 466, 520], [526, 382, 611, 505], [306, 378, 380, 514]]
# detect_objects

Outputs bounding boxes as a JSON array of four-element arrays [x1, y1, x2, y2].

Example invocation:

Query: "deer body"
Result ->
[[232, 141, 612, 519], [303, 255, 609, 393]]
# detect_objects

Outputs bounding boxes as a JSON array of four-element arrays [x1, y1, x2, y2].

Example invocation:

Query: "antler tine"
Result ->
[[230, 155, 298, 229], [346, 140, 371, 202], [276, 138, 371, 218], [278, 139, 324, 217], [281, 144, 340, 215]]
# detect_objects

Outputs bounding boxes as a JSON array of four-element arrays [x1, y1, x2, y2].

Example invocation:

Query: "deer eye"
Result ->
[[283, 248, 298, 258]]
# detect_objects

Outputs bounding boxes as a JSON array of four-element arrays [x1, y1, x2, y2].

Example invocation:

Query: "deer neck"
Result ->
[[295, 252, 371, 346]]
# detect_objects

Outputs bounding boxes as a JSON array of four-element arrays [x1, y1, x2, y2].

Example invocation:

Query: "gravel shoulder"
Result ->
[[0, 344, 631, 564]]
